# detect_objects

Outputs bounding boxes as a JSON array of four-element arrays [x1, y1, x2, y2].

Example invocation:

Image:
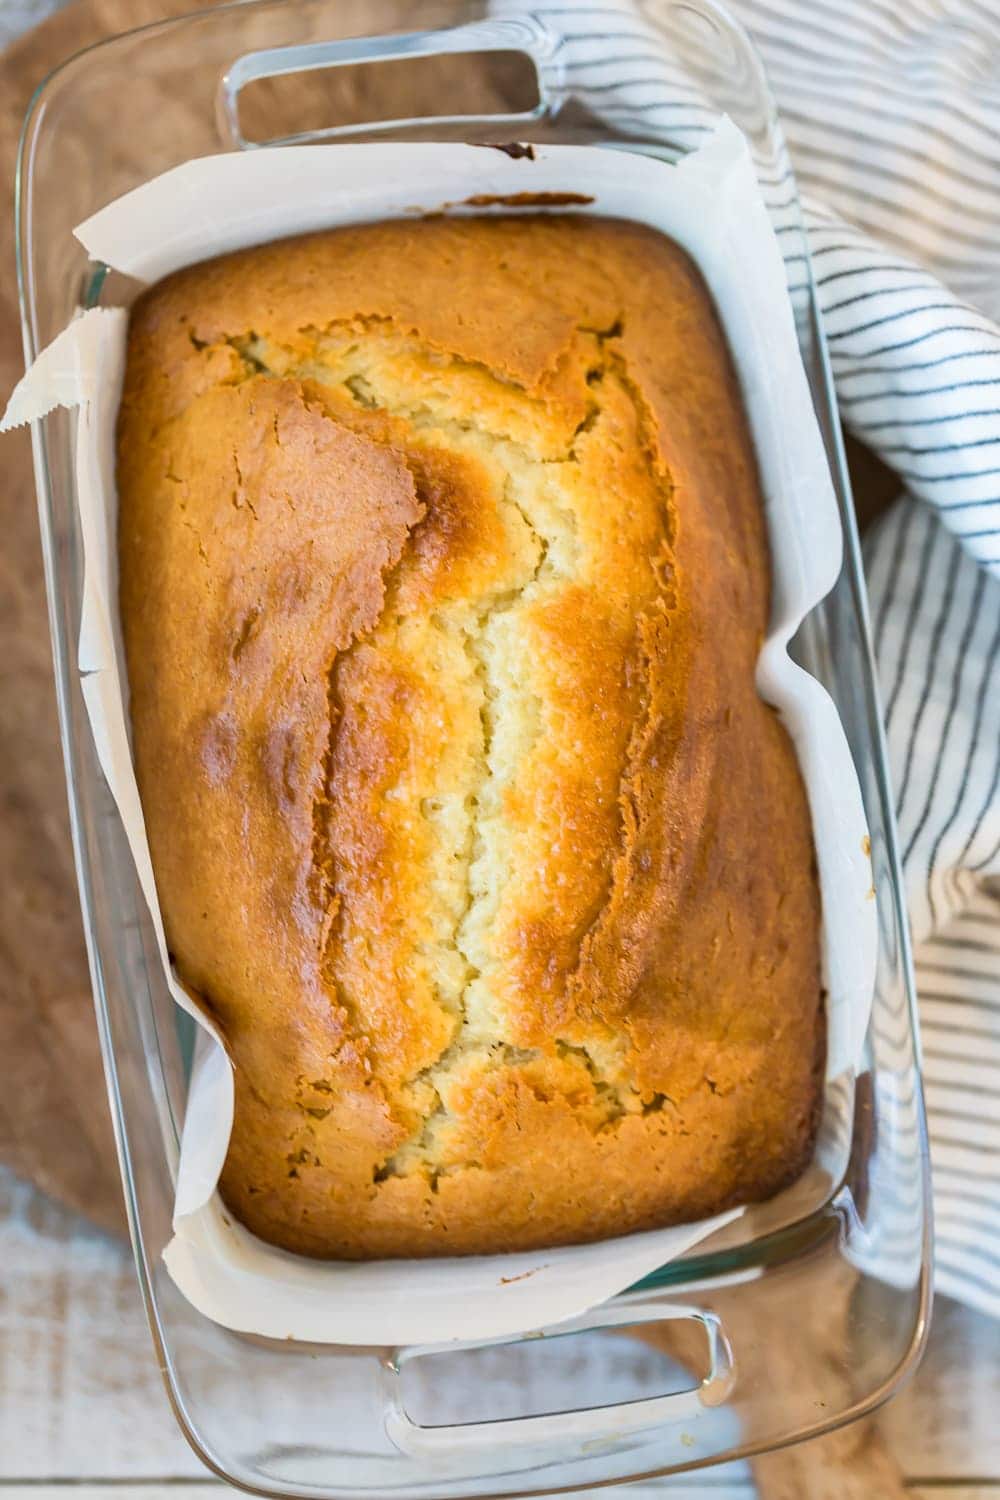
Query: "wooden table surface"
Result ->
[[1, 1, 996, 1495], [1, 1163, 997, 1497]]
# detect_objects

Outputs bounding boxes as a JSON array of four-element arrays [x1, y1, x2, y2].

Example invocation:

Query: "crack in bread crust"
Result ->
[[236, 322, 678, 1181]]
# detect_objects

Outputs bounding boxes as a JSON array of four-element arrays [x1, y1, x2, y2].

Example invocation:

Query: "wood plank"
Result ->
[[0, 0, 69, 48], [0, 1172, 202, 1479], [634, 1279, 915, 1500], [0, 1490, 756, 1500], [0, 1490, 753, 1500], [0, 1169, 755, 1484], [4, 1167, 1000, 1487], [881, 1296, 1000, 1481], [3, 1485, 999, 1498], [0, 1491, 223, 1499], [0, 5, 993, 1497], [0, 0, 223, 1240], [910, 1491, 1000, 1498]]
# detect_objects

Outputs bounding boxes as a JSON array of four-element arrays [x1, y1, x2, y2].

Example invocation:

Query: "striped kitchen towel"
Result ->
[[730, 0, 1000, 1319], [495, 0, 1000, 1315]]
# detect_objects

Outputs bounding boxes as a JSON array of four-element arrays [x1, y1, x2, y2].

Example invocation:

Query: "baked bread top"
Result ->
[[118, 214, 823, 1258]]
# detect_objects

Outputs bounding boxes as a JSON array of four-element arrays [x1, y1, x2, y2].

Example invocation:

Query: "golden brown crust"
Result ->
[[118, 215, 822, 1258]]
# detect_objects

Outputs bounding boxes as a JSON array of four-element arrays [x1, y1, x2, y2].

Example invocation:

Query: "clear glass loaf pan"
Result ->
[[15, 0, 931, 1494]]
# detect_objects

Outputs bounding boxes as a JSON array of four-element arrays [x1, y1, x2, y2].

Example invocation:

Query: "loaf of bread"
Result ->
[[117, 214, 823, 1259]]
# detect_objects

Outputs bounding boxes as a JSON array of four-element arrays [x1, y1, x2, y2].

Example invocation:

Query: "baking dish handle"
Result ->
[[218, 16, 565, 150], [381, 1302, 735, 1459]]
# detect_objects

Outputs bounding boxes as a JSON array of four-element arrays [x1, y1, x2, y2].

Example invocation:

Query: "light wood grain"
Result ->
[[0, 1490, 758, 1500], [0, 1491, 225, 1500], [0, 0, 222, 1238], [0, 1172, 198, 1479], [909, 1492, 1000, 1498], [882, 1296, 1000, 1482], [638, 1268, 912, 1500], [0, 1492, 226, 1499], [0, 3, 994, 1494], [2, 1168, 998, 1488], [2, 1484, 1000, 1497]]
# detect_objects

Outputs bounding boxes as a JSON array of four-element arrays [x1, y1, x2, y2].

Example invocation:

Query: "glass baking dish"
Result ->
[[15, 0, 931, 1494]]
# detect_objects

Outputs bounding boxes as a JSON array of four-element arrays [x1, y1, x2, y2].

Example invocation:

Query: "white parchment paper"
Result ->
[[3, 121, 876, 1346]]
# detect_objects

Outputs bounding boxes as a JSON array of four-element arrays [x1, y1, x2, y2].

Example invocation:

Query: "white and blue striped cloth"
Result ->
[[499, 0, 1000, 1316], [736, 0, 1000, 1321]]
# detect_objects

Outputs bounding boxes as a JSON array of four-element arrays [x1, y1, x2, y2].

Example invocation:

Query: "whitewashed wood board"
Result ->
[[0, 0, 995, 1490], [2, 1168, 999, 1491], [1, 1482, 1000, 1494], [881, 1295, 1000, 1482], [0, 1171, 196, 1477]]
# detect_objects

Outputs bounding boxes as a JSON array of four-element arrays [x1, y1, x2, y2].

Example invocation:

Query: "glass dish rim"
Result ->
[[13, 0, 933, 1488]]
